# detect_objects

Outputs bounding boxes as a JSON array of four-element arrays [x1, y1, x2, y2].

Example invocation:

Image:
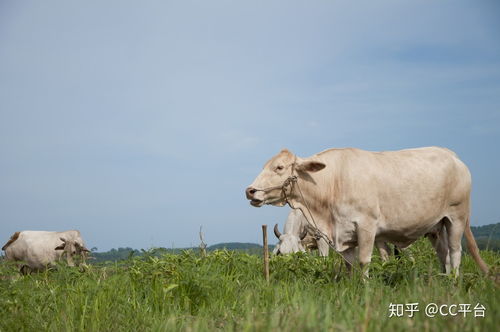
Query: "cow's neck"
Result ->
[[289, 175, 331, 232]]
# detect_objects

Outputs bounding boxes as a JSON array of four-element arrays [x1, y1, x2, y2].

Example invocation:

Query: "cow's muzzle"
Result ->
[[245, 186, 264, 207]]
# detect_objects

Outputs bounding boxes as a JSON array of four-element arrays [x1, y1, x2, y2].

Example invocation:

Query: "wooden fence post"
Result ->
[[262, 225, 270, 282]]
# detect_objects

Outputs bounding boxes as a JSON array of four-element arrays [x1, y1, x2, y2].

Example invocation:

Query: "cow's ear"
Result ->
[[296, 160, 326, 173], [55, 243, 65, 250]]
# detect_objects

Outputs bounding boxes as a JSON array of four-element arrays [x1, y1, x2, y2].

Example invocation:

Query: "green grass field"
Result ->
[[1, 239, 498, 331]]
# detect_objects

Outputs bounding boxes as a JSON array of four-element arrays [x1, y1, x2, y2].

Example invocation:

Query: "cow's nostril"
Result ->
[[246, 187, 257, 197]]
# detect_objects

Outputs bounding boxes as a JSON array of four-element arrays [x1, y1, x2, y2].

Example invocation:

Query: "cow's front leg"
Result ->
[[317, 238, 330, 257], [357, 222, 377, 277], [427, 225, 451, 274]]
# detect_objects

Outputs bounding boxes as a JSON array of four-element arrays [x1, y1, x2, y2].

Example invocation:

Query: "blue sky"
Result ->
[[1, 1, 499, 250]]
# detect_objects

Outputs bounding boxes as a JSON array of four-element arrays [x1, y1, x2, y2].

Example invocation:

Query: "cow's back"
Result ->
[[370, 147, 470, 200]]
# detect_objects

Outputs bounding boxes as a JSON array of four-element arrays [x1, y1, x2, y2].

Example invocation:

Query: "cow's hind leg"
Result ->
[[427, 222, 451, 273], [317, 238, 330, 257], [443, 215, 466, 276]]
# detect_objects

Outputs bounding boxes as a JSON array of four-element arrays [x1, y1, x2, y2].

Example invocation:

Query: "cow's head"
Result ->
[[245, 149, 326, 207], [272, 223, 308, 255], [55, 238, 90, 266]]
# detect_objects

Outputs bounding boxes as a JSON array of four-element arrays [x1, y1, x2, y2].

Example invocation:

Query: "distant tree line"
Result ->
[[464, 223, 500, 252], [90, 243, 276, 263]]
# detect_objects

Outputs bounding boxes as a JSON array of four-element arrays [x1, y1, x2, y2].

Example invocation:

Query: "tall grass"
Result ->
[[0, 239, 498, 331]]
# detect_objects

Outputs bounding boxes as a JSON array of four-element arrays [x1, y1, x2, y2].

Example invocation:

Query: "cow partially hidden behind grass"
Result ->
[[2, 230, 90, 274], [273, 209, 329, 256], [273, 209, 398, 260]]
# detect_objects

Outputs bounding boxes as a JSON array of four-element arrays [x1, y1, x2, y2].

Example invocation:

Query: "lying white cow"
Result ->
[[246, 147, 488, 276], [274, 209, 396, 260], [2, 230, 90, 274]]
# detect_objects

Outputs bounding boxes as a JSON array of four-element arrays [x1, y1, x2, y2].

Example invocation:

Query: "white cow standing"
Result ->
[[246, 147, 489, 276], [2, 230, 90, 274]]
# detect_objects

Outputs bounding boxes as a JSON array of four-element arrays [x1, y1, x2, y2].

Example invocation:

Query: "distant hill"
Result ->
[[89, 222, 500, 262]]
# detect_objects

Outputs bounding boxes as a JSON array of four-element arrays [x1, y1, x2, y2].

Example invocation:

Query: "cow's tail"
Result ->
[[2, 231, 20, 251], [464, 217, 489, 274]]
